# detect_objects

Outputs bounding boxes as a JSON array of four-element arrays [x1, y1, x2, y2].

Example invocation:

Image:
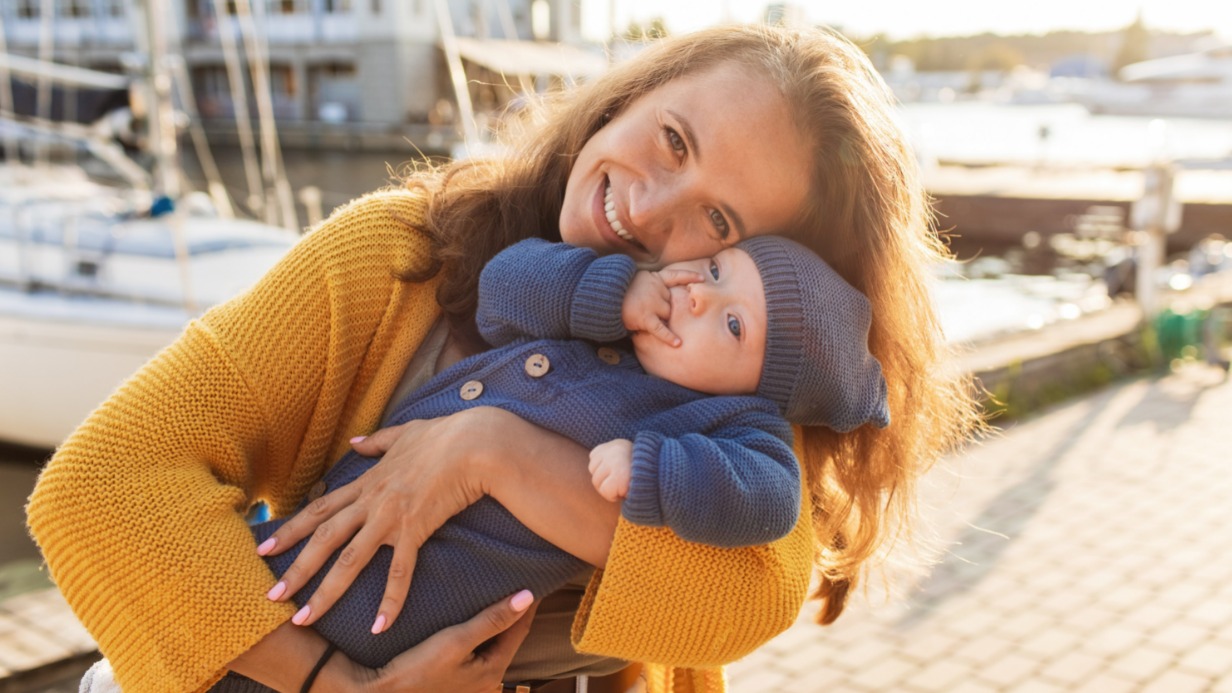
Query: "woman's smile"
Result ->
[[603, 182, 636, 244]]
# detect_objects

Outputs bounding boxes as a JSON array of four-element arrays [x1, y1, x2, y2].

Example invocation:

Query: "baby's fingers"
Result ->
[[645, 316, 681, 346], [657, 269, 704, 288]]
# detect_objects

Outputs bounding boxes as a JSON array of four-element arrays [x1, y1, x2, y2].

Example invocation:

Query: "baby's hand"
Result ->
[[622, 269, 703, 346], [588, 439, 634, 502]]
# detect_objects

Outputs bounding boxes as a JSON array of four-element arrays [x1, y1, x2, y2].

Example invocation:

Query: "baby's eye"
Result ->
[[727, 315, 742, 337], [709, 260, 719, 280]]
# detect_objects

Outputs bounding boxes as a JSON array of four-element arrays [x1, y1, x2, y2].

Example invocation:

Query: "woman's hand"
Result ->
[[336, 590, 539, 693], [260, 407, 507, 633]]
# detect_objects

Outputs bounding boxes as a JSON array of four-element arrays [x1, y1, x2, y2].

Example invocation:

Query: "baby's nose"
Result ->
[[686, 281, 711, 313]]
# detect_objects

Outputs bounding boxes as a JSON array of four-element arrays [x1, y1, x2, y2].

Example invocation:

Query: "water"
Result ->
[[0, 445, 52, 593], [899, 102, 1232, 168]]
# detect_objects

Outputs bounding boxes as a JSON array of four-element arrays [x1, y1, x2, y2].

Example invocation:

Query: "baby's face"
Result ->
[[632, 247, 766, 395]]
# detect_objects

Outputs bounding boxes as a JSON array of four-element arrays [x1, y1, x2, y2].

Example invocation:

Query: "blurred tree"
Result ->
[[970, 43, 1024, 72], [1113, 10, 1150, 76], [622, 17, 668, 41]]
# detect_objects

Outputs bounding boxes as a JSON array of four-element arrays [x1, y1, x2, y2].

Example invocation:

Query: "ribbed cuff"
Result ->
[[621, 432, 666, 527], [570, 254, 637, 342]]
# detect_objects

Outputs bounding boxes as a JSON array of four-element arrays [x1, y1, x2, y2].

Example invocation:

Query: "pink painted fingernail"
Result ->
[[350, 436, 367, 444], [266, 581, 287, 601], [371, 613, 387, 635], [511, 590, 534, 612], [256, 537, 277, 556], [292, 605, 311, 625]]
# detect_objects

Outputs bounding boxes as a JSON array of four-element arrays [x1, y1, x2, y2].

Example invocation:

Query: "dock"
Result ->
[[927, 165, 1232, 254]]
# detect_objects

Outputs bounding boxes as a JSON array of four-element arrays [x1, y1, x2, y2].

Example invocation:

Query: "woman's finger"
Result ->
[[292, 519, 387, 626], [260, 482, 360, 557], [372, 534, 421, 634], [471, 592, 539, 671], [657, 269, 704, 288], [270, 504, 365, 603], [449, 590, 537, 659], [373, 591, 538, 692], [350, 421, 411, 457]]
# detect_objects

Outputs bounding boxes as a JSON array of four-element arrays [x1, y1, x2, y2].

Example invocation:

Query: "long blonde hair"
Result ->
[[407, 24, 982, 623]]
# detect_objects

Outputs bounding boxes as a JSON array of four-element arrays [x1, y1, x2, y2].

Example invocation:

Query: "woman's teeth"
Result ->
[[604, 184, 634, 242]]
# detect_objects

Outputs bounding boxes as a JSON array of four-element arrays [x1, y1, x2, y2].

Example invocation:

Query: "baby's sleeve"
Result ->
[[621, 404, 800, 547], [477, 238, 636, 346]]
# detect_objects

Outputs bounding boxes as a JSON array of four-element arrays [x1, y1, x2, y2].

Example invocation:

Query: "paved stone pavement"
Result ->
[[728, 364, 1232, 692]]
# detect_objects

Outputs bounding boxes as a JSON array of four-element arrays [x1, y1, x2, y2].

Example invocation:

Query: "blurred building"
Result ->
[[1, 0, 600, 150]]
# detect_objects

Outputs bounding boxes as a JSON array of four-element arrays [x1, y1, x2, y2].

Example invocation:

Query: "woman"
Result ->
[[27, 24, 979, 693]]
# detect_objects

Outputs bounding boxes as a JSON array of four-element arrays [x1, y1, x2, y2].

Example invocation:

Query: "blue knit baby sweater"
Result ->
[[216, 239, 799, 689]]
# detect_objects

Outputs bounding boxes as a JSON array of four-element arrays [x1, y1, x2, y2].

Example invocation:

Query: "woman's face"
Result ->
[[559, 62, 813, 267]]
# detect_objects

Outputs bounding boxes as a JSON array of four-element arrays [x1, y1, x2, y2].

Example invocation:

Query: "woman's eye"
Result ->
[[709, 260, 720, 280], [665, 127, 686, 154], [708, 209, 730, 238], [727, 315, 742, 338]]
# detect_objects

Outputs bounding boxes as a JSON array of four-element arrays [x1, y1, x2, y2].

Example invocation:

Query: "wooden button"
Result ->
[[524, 353, 550, 377], [597, 347, 621, 365], [307, 480, 327, 501], [460, 380, 484, 400]]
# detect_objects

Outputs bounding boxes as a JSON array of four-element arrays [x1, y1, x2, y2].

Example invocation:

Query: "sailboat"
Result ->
[[0, 4, 300, 449]]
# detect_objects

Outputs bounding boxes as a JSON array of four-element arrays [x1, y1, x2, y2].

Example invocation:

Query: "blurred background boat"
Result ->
[[0, 3, 300, 449]]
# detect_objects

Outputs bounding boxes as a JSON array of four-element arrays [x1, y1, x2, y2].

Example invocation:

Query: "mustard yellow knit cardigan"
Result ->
[[27, 188, 815, 693]]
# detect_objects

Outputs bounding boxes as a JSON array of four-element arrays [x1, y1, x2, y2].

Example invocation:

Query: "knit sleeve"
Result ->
[[621, 406, 800, 547], [477, 238, 636, 346], [25, 189, 441, 693], [571, 427, 815, 669]]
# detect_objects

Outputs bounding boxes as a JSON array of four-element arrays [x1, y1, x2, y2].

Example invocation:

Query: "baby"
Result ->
[[218, 235, 888, 690]]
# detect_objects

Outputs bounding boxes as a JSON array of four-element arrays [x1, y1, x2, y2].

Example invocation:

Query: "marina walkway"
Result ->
[[3, 364, 1231, 691], [728, 363, 1232, 692]]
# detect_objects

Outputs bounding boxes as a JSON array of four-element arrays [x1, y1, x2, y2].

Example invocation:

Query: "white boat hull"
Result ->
[[0, 307, 183, 449], [0, 199, 299, 449]]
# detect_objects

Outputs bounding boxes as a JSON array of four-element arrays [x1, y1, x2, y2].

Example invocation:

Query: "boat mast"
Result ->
[[128, 0, 180, 200], [0, 13, 23, 167], [432, 0, 480, 152], [232, 0, 297, 231], [35, 0, 53, 167], [209, 0, 264, 218]]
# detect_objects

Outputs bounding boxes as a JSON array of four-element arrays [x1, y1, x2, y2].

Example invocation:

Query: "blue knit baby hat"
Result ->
[[738, 236, 890, 432]]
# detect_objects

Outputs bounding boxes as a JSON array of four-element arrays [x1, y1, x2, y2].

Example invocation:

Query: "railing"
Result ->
[[186, 13, 358, 45], [4, 17, 132, 46]]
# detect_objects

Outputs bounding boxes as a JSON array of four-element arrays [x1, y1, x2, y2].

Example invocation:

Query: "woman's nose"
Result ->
[[628, 175, 682, 236]]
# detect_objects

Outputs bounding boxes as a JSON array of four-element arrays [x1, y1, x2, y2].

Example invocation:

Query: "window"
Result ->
[[16, 0, 39, 19], [63, 0, 93, 17]]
